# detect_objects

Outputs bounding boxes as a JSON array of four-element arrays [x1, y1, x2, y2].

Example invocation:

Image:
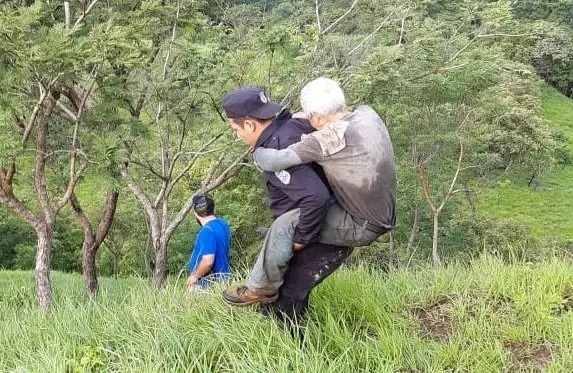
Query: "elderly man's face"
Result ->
[[308, 113, 327, 130]]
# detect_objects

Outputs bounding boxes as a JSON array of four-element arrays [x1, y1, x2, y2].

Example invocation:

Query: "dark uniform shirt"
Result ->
[[256, 109, 333, 245]]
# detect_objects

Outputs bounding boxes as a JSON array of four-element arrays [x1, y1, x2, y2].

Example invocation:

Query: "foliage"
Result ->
[[479, 87, 573, 241], [0, 0, 572, 279]]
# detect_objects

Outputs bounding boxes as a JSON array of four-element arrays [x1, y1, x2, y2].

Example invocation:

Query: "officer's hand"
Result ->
[[293, 242, 305, 251]]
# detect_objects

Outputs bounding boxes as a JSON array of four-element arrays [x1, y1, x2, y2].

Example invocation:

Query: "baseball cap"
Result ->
[[222, 87, 282, 120]]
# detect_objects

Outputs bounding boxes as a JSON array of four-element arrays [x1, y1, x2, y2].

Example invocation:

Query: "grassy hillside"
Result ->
[[2, 258, 573, 372], [479, 87, 573, 240]]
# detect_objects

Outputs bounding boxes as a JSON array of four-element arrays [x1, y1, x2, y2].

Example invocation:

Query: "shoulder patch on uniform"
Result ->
[[274, 170, 291, 185], [310, 120, 349, 157]]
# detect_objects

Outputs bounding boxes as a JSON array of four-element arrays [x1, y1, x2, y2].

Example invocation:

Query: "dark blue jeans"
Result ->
[[260, 243, 353, 322]]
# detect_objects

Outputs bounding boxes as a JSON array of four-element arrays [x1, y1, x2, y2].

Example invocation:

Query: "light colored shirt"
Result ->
[[253, 105, 396, 231]]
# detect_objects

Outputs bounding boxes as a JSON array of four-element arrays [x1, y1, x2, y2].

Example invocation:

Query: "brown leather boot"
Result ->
[[223, 285, 278, 306]]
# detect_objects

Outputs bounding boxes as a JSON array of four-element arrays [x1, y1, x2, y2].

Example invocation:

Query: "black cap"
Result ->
[[193, 194, 215, 217], [222, 87, 282, 120]]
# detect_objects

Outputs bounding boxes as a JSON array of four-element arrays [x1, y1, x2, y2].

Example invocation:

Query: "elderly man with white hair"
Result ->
[[223, 77, 396, 307]]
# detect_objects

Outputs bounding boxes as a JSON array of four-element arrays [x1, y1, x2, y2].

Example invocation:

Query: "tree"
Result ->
[[70, 189, 118, 294], [0, 1, 150, 308]]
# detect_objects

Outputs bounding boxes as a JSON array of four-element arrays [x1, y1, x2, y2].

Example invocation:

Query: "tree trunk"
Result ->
[[432, 212, 442, 267], [71, 190, 118, 295], [35, 225, 54, 310], [153, 238, 168, 289], [82, 237, 98, 294]]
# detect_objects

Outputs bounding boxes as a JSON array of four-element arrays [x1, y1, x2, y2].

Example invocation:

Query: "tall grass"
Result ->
[[1, 256, 573, 372]]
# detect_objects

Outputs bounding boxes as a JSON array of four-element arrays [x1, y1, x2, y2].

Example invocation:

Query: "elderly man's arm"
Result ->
[[253, 147, 303, 171], [253, 135, 326, 172]]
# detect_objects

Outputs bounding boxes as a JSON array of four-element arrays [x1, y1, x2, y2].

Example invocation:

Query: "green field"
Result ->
[[480, 87, 573, 240], [2, 257, 573, 372]]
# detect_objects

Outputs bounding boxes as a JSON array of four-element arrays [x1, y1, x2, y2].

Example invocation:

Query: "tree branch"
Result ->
[[0, 164, 40, 229], [155, 132, 224, 208], [34, 92, 59, 219], [22, 75, 62, 145], [119, 167, 158, 227], [398, 6, 411, 44], [165, 148, 250, 239], [322, 0, 359, 35], [64, 1, 71, 29], [418, 166, 436, 213], [94, 189, 119, 246], [437, 138, 464, 213], [57, 162, 88, 212], [72, 0, 99, 29], [348, 12, 394, 55], [315, 0, 322, 34], [70, 191, 95, 239]]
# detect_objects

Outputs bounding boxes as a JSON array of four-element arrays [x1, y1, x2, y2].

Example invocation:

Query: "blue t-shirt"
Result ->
[[188, 218, 231, 285]]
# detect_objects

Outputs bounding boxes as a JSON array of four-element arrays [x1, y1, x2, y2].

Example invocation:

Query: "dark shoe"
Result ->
[[256, 227, 269, 238], [223, 285, 278, 306]]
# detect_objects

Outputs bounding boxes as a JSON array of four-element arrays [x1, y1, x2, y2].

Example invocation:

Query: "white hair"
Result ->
[[300, 77, 346, 116]]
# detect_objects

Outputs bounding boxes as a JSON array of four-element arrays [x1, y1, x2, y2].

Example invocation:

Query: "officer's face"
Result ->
[[228, 118, 260, 147]]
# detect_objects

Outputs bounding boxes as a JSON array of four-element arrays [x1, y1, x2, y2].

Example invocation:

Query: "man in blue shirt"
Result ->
[[187, 195, 231, 292]]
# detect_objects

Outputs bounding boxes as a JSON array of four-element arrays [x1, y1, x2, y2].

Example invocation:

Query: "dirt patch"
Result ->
[[490, 295, 514, 314], [413, 296, 455, 341], [551, 293, 573, 316], [504, 341, 555, 372]]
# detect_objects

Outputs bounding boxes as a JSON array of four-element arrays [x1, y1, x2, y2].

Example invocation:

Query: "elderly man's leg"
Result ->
[[319, 203, 385, 248], [260, 243, 353, 321], [223, 209, 300, 306]]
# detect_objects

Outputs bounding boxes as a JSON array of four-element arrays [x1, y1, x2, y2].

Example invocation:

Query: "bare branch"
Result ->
[[437, 138, 464, 213], [34, 92, 59, 218], [119, 167, 158, 225], [70, 192, 94, 238], [418, 166, 436, 213], [0, 165, 40, 229], [22, 75, 62, 145], [203, 148, 251, 192], [475, 33, 530, 39], [94, 190, 119, 246], [398, 6, 411, 44], [56, 101, 78, 122], [57, 162, 88, 212], [202, 153, 225, 188], [155, 133, 224, 208], [165, 147, 250, 239], [76, 66, 98, 120], [451, 188, 474, 195], [315, 0, 322, 34], [322, 0, 359, 35], [348, 12, 394, 55], [72, 0, 99, 29], [128, 160, 166, 181], [64, 1, 71, 29]]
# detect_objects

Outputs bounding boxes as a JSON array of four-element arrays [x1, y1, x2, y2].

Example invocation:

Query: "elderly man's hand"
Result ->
[[292, 112, 308, 120], [293, 242, 305, 251]]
